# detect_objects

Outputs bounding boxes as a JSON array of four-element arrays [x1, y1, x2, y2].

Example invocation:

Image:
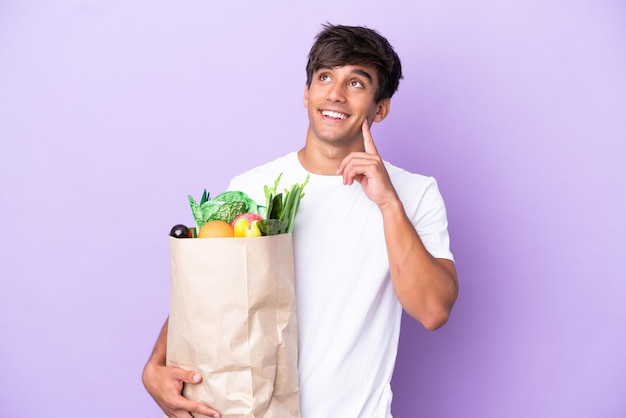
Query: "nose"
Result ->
[[326, 82, 346, 103]]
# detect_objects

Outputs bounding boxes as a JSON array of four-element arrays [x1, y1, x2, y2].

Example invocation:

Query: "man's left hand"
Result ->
[[336, 120, 398, 208]]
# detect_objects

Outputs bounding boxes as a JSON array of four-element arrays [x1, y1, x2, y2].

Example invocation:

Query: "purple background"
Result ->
[[1, 1, 625, 417]]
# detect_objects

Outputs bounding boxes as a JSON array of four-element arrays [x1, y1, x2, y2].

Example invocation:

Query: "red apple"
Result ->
[[231, 212, 264, 237]]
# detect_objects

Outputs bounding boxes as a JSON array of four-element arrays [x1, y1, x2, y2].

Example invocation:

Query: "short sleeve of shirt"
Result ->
[[388, 165, 454, 262]]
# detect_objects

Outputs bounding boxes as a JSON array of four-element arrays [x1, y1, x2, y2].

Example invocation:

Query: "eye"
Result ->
[[319, 73, 332, 82], [349, 79, 364, 88]]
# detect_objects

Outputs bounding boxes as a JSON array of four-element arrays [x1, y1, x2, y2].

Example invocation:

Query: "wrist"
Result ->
[[379, 195, 403, 216], [146, 349, 167, 368]]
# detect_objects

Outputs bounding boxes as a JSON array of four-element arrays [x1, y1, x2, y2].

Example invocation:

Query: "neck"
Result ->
[[296, 148, 336, 175], [298, 128, 365, 175]]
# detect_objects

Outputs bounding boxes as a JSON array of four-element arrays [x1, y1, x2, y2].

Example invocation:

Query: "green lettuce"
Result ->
[[189, 190, 259, 230]]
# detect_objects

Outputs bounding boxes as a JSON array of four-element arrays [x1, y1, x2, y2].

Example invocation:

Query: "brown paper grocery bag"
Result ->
[[166, 234, 300, 418]]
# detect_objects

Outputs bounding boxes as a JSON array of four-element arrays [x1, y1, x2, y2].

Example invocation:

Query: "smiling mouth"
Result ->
[[321, 110, 349, 120]]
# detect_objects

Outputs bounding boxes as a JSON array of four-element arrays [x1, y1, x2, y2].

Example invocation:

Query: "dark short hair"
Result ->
[[305, 23, 403, 102]]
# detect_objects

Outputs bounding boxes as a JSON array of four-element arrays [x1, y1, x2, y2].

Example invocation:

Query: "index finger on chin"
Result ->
[[361, 120, 378, 155]]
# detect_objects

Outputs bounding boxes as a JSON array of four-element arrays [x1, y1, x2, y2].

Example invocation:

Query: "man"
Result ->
[[143, 24, 459, 418]]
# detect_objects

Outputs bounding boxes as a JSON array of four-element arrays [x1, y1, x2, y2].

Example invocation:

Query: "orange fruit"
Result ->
[[197, 220, 234, 238]]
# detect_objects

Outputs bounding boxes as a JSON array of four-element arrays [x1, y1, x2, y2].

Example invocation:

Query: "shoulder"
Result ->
[[384, 161, 439, 195], [228, 152, 301, 202], [384, 160, 447, 217]]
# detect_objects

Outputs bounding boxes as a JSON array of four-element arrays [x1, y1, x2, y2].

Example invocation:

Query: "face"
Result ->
[[303, 65, 390, 149]]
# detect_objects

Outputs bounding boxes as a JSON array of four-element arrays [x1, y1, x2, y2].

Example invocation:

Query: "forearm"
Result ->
[[147, 317, 169, 366], [142, 317, 168, 395], [380, 198, 458, 330]]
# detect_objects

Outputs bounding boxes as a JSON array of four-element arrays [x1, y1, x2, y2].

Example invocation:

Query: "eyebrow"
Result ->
[[351, 68, 373, 84], [317, 66, 374, 84]]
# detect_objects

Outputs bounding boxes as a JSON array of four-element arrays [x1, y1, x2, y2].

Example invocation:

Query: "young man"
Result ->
[[143, 24, 459, 418]]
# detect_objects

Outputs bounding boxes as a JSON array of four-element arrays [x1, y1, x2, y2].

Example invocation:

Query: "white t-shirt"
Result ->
[[228, 152, 453, 418]]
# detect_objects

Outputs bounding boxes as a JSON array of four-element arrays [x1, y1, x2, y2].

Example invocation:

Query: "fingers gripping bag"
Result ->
[[166, 175, 308, 418]]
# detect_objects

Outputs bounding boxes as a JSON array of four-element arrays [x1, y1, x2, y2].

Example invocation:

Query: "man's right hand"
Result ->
[[142, 361, 221, 418]]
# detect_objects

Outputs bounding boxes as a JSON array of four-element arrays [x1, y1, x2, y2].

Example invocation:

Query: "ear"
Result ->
[[303, 84, 310, 108], [372, 98, 391, 123]]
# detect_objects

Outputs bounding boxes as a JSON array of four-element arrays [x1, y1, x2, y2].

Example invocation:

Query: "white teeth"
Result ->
[[322, 110, 347, 120]]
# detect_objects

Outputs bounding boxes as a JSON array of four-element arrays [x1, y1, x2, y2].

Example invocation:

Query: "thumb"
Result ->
[[174, 368, 202, 384]]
